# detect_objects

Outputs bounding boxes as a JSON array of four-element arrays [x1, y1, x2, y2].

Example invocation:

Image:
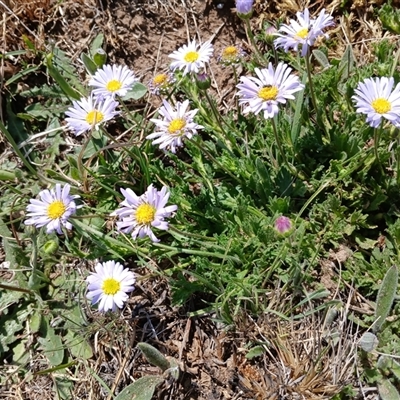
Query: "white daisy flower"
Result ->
[[88, 64, 138, 99], [274, 8, 334, 57], [169, 39, 214, 75], [111, 184, 178, 243], [352, 77, 400, 128], [236, 62, 304, 119], [147, 99, 203, 153], [24, 183, 80, 235], [65, 94, 119, 136], [86, 260, 135, 313]]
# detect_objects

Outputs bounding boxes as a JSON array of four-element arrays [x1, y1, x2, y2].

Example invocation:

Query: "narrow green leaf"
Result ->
[[45, 53, 81, 100], [338, 45, 355, 82], [5, 65, 39, 86]]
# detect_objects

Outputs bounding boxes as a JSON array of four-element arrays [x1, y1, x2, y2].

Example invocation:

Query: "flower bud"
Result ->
[[236, 0, 254, 19], [274, 216, 292, 234], [195, 72, 211, 90], [93, 49, 107, 68]]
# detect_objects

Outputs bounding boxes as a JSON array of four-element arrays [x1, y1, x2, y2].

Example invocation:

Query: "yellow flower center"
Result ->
[[184, 51, 199, 63], [135, 203, 156, 225], [258, 85, 279, 101], [102, 278, 120, 295], [296, 28, 309, 39], [47, 200, 66, 220], [222, 46, 238, 59], [153, 73, 168, 86], [85, 109, 104, 125], [168, 118, 186, 134], [372, 98, 391, 114], [106, 79, 122, 92]]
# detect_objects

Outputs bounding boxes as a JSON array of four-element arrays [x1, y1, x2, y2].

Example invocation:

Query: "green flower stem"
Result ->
[[190, 138, 241, 183], [244, 18, 264, 64], [152, 242, 241, 264], [374, 126, 385, 176], [304, 50, 318, 116], [0, 120, 37, 176], [304, 50, 328, 140], [296, 178, 331, 220], [77, 131, 93, 192], [262, 241, 289, 286], [169, 225, 217, 242], [232, 66, 241, 118], [271, 118, 299, 177], [202, 90, 246, 158]]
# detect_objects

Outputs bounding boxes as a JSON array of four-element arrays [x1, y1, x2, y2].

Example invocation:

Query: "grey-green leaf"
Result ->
[[122, 82, 147, 101], [312, 49, 330, 68], [378, 378, 400, 400], [246, 345, 266, 360], [358, 332, 379, 352], [114, 376, 164, 400], [137, 342, 170, 371], [373, 265, 398, 333]]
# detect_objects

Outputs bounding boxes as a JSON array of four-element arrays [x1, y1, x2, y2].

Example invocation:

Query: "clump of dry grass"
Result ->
[[233, 290, 359, 399]]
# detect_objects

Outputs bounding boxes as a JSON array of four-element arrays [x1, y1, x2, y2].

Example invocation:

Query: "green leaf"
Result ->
[[137, 342, 170, 371], [379, 3, 400, 34], [245, 345, 266, 360], [89, 33, 104, 56], [39, 317, 64, 366], [45, 52, 81, 100], [53, 376, 74, 400], [114, 376, 164, 400], [338, 45, 355, 82], [93, 49, 107, 68], [373, 265, 398, 333], [5, 65, 39, 86], [312, 49, 330, 68], [81, 52, 98, 75], [6, 101, 28, 143], [358, 332, 378, 352], [122, 82, 148, 100], [11, 339, 30, 365], [378, 378, 400, 400], [64, 331, 93, 360]]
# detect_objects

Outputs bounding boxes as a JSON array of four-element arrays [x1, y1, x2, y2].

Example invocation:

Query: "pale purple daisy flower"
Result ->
[[111, 184, 178, 243], [86, 260, 135, 313], [274, 8, 334, 57], [236, 62, 304, 119], [147, 99, 204, 153], [169, 39, 214, 76], [218, 45, 246, 66], [274, 216, 292, 234], [236, 0, 254, 16], [352, 77, 400, 128], [88, 64, 138, 99], [25, 184, 80, 235], [148, 72, 175, 95], [65, 94, 119, 136]]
